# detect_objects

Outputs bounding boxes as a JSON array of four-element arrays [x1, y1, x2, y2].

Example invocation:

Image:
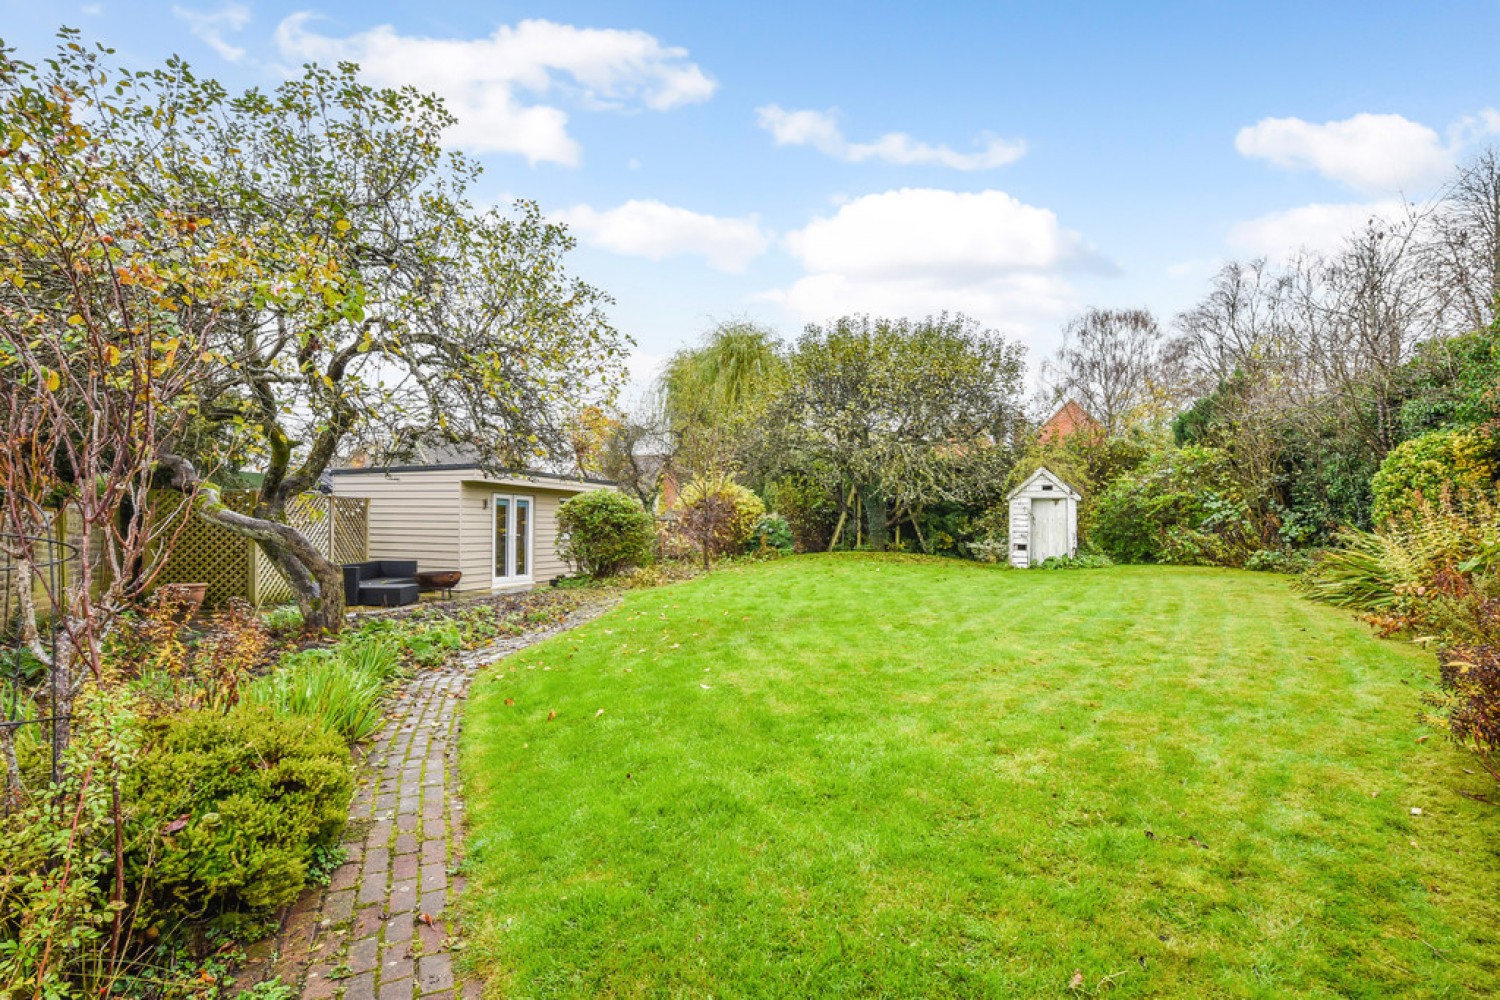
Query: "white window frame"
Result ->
[[490, 493, 535, 587]]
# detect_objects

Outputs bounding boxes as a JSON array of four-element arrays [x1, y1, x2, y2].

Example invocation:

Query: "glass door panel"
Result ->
[[493, 496, 511, 581], [514, 499, 530, 578]]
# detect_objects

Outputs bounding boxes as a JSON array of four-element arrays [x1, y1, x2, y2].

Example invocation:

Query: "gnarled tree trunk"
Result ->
[[158, 454, 346, 633]]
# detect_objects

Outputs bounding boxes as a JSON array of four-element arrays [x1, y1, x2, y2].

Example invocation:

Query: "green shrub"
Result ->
[[1245, 548, 1314, 574], [1091, 445, 1256, 566], [969, 537, 1009, 564], [767, 475, 837, 552], [1301, 528, 1413, 611], [1038, 553, 1114, 570], [0, 690, 141, 996], [262, 604, 305, 634], [1370, 426, 1497, 525], [750, 513, 794, 552], [127, 706, 352, 919], [677, 475, 765, 550], [557, 491, 655, 577], [338, 631, 402, 680]]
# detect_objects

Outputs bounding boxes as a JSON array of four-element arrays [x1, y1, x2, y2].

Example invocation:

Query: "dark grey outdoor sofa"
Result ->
[[342, 560, 420, 607]]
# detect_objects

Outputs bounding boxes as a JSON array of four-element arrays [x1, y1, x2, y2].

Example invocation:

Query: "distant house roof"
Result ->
[[1038, 399, 1102, 445]]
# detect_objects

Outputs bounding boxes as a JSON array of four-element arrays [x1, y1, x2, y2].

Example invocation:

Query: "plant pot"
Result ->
[[156, 582, 208, 614]]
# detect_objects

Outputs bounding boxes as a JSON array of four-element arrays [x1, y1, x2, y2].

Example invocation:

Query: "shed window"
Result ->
[[1041, 484, 1054, 491], [1014, 543, 1027, 551]]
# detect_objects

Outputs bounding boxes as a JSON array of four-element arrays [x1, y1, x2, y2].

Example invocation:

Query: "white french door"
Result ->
[[492, 494, 534, 586]]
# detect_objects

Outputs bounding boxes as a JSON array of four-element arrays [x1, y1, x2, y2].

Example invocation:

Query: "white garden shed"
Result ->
[[1007, 466, 1081, 568]]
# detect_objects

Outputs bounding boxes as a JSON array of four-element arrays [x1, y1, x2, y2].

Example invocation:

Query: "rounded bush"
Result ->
[[1371, 427, 1497, 525], [677, 476, 766, 550], [127, 706, 353, 918], [557, 490, 655, 577], [750, 512, 794, 552]]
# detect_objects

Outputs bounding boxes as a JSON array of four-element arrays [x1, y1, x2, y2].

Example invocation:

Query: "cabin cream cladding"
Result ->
[[329, 464, 615, 591], [1007, 467, 1081, 568]]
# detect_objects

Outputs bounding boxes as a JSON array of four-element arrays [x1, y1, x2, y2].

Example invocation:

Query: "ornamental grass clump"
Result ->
[[243, 635, 399, 744], [1302, 488, 1500, 613]]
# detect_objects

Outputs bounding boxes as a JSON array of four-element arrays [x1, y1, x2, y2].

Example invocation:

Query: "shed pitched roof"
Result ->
[[1006, 465, 1082, 501]]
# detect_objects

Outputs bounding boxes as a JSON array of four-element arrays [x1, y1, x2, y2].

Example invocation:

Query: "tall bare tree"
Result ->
[[1046, 307, 1180, 432], [1428, 147, 1500, 335]]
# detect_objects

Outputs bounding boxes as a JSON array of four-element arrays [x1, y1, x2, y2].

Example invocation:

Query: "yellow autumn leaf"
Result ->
[[334, 219, 351, 233], [44, 369, 60, 391]]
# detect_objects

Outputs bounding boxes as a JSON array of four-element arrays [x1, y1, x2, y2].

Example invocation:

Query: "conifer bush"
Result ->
[[127, 707, 352, 918]]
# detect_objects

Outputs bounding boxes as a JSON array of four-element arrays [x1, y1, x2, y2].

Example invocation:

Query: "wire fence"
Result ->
[[1, 528, 76, 812]]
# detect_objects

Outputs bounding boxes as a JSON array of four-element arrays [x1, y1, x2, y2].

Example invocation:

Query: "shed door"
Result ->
[[1031, 498, 1068, 564]]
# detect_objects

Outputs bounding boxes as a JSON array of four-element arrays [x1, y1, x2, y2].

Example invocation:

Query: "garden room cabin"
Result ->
[[329, 463, 616, 593], [1007, 466, 1080, 568]]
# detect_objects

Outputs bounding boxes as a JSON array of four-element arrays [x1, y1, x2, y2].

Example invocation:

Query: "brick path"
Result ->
[[236, 600, 614, 999]]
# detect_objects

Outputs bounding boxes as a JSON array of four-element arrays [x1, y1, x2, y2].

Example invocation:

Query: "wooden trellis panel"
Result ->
[[331, 497, 368, 567], [153, 491, 368, 607], [150, 491, 255, 607]]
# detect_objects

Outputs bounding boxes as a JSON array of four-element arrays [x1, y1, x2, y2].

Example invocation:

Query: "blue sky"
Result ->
[[5, 1, 1499, 395]]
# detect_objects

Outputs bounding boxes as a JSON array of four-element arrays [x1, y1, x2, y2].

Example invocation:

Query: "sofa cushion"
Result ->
[[357, 581, 419, 607], [342, 563, 377, 603], [376, 560, 419, 577]]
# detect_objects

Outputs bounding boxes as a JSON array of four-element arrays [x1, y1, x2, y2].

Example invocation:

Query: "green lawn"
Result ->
[[457, 555, 1500, 997]]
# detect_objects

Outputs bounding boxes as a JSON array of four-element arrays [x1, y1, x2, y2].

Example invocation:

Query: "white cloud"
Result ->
[[1452, 108, 1500, 147], [275, 15, 716, 165], [766, 188, 1106, 344], [1228, 199, 1409, 259], [555, 200, 771, 272], [82, 3, 104, 14], [785, 188, 1104, 278], [173, 3, 251, 62], [1234, 111, 1500, 193], [756, 105, 1025, 171]]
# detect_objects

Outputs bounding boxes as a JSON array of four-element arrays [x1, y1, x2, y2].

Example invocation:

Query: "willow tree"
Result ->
[[772, 314, 1027, 550], [81, 47, 628, 631], [660, 320, 786, 476]]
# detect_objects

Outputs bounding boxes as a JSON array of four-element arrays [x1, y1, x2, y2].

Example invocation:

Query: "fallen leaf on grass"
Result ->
[[547, 710, 557, 721], [595, 708, 605, 718], [1069, 969, 1084, 989], [700, 684, 711, 690], [419, 912, 436, 927], [504, 698, 514, 706]]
